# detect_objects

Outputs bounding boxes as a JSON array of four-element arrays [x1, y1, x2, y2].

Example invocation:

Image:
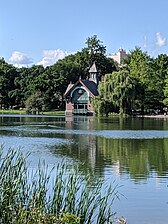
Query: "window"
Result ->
[[74, 103, 87, 109]]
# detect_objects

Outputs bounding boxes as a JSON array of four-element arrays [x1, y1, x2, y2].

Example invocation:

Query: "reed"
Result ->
[[0, 146, 119, 224]]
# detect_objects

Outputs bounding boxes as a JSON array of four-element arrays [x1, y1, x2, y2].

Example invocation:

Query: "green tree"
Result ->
[[44, 56, 82, 109], [106, 70, 137, 114], [0, 58, 18, 108], [153, 54, 168, 110], [25, 91, 46, 114], [76, 35, 116, 79], [123, 47, 154, 113], [13, 65, 46, 108], [92, 81, 116, 116], [86, 35, 106, 55], [93, 69, 137, 116], [163, 76, 168, 107]]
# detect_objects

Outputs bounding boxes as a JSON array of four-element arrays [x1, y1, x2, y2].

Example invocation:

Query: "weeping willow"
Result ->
[[93, 70, 137, 116]]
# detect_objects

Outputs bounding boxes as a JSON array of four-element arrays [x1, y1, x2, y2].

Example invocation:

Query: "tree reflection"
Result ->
[[51, 133, 168, 181]]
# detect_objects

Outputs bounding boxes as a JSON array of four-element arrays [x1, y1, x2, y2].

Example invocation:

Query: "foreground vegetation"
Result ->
[[0, 146, 119, 224]]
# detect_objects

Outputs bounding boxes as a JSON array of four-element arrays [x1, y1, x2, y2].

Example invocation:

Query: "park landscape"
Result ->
[[1, 0, 168, 223], [1, 35, 168, 117], [0, 35, 168, 224], [0, 36, 168, 223]]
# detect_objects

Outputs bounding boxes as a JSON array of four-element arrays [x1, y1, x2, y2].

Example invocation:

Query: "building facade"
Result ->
[[108, 48, 128, 65], [64, 62, 98, 116]]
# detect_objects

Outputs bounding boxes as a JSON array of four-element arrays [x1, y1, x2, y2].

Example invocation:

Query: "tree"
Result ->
[[0, 58, 18, 108], [92, 81, 116, 116], [86, 35, 106, 55], [163, 74, 168, 107], [153, 54, 168, 109], [25, 91, 46, 114], [76, 35, 116, 79], [123, 47, 154, 113], [106, 70, 137, 114], [93, 68, 137, 116], [44, 56, 82, 109]]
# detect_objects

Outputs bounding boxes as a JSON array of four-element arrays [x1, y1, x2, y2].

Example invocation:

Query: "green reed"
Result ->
[[0, 146, 119, 224]]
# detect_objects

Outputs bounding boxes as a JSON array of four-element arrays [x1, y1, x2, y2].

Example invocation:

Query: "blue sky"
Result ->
[[1, 0, 168, 67]]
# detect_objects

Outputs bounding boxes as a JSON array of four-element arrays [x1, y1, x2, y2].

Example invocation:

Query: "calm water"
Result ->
[[0, 114, 168, 224]]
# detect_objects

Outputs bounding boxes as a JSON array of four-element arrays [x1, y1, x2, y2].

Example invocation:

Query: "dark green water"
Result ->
[[0, 115, 168, 224]]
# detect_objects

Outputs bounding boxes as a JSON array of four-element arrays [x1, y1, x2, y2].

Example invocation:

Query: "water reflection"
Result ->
[[50, 134, 168, 181], [1, 115, 168, 223], [1, 115, 168, 181]]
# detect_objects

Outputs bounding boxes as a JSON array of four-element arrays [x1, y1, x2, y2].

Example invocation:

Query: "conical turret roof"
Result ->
[[89, 62, 97, 73]]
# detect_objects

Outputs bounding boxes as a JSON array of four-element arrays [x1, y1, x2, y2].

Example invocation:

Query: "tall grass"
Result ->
[[0, 146, 119, 224]]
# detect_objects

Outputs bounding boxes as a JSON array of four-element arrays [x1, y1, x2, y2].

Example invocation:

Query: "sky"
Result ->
[[1, 0, 168, 67]]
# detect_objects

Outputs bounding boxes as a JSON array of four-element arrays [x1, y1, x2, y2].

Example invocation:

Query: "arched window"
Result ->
[[71, 88, 89, 103]]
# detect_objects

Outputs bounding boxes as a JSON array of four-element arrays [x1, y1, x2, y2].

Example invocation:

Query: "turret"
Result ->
[[89, 62, 98, 84]]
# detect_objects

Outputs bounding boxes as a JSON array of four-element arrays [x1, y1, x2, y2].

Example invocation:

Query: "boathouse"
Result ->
[[64, 62, 99, 116]]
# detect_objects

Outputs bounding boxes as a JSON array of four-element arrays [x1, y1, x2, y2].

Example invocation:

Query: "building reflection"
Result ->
[[65, 116, 97, 171]]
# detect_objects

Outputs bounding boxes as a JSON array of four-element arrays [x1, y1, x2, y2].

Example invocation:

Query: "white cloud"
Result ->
[[9, 51, 33, 67], [155, 32, 167, 48], [143, 35, 148, 48], [37, 49, 70, 67]]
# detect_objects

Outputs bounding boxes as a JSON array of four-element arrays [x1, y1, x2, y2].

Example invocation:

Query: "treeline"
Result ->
[[0, 35, 115, 114], [93, 47, 168, 116], [1, 35, 168, 115]]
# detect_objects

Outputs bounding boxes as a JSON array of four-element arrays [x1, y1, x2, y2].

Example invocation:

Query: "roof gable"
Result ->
[[64, 83, 74, 96], [64, 79, 98, 97]]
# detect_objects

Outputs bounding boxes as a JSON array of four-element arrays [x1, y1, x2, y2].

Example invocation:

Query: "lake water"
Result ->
[[0, 114, 168, 224]]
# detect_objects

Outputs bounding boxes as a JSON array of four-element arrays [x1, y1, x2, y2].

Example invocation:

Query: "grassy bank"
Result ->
[[0, 146, 119, 224], [0, 109, 27, 115], [0, 109, 65, 116], [43, 110, 65, 116]]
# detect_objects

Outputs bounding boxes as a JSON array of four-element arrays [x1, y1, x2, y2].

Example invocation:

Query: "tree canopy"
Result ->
[[0, 36, 168, 116], [93, 47, 168, 116], [0, 36, 116, 113]]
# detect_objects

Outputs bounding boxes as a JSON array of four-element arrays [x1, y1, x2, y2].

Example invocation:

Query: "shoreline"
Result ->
[[137, 114, 168, 118]]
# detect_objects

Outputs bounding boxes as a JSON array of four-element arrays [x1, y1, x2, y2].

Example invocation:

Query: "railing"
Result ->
[[72, 109, 88, 114]]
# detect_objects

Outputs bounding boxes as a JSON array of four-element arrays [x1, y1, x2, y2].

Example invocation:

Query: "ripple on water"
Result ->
[[2, 126, 168, 139]]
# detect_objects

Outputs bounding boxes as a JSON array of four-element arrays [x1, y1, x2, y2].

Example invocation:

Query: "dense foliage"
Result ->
[[0, 36, 168, 115], [93, 47, 168, 116], [0, 36, 116, 114]]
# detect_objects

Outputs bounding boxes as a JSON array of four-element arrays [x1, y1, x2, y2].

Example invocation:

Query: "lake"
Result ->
[[0, 114, 168, 224]]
